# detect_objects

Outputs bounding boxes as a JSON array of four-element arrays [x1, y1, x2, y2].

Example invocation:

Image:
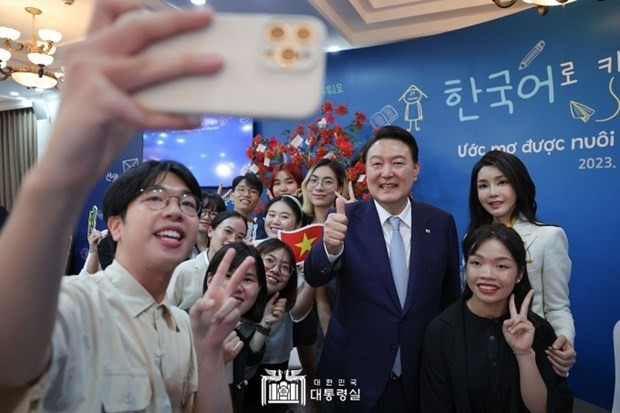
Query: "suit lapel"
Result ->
[[513, 218, 538, 265], [351, 199, 402, 310], [403, 200, 429, 314]]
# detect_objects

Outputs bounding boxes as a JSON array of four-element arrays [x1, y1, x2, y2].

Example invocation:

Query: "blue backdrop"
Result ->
[[261, 1, 620, 408], [72, 131, 143, 273], [72, 1, 619, 407]]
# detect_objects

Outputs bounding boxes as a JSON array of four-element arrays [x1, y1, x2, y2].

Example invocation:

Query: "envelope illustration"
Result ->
[[122, 158, 140, 172]]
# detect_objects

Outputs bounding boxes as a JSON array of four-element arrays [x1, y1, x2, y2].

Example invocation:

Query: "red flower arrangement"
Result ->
[[246, 101, 370, 199]]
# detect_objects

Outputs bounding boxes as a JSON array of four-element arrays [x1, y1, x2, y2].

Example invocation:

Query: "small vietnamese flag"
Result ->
[[278, 224, 324, 264]]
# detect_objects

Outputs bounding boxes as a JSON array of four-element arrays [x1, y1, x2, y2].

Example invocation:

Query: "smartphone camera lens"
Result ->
[[293, 23, 315, 44], [274, 43, 300, 68], [266, 23, 288, 42]]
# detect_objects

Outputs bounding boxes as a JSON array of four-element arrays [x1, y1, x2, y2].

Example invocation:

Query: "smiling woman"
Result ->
[[421, 223, 574, 413]]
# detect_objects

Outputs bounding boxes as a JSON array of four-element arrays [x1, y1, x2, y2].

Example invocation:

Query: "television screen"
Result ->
[[143, 116, 253, 187]]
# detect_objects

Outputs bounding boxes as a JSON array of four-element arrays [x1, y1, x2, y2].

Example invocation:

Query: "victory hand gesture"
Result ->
[[190, 249, 255, 351], [502, 289, 536, 354]]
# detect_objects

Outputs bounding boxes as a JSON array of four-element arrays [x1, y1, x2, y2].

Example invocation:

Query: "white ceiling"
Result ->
[[0, 0, 536, 109]]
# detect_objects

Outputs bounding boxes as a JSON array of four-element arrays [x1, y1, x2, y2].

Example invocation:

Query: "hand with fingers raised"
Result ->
[[43, 0, 223, 188], [190, 249, 255, 351], [217, 182, 232, 200], [335, 181, 357, 204], [502, 289, 536, 355]]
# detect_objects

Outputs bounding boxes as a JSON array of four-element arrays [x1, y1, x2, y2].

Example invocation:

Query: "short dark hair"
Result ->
[[256, 238, 298, 312], [467, 151, 538, 235], [201, 192, 226, 213], [210, 210, 248, 232], [232, 173, 263, 194], [203, 242, 267, 323], [103, 160, 201, 222], [362, 125, 419, 163]]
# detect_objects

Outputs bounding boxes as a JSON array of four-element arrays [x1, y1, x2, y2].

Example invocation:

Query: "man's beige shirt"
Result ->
[[16, 261, 198, 413]]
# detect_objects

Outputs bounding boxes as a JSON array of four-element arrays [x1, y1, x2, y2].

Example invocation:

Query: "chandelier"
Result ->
[[0, 7, 63, 89], [493, 0, 576, 15]]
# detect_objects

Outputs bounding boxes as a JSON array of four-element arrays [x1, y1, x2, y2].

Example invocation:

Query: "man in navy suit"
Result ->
[[305, 125, 460, 412]]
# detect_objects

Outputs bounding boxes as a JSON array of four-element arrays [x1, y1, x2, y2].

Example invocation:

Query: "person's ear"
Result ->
[[107, 216, 122, 242], [206, 272, 214, 287], [412, 162, 421, 182], [516, 270, 524, 283]]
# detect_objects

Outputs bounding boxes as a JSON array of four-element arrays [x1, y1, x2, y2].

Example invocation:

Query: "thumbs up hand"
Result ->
[[323, 197, 348, 255]]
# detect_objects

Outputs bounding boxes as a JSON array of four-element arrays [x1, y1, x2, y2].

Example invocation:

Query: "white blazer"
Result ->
[[166, 249, 210, 311], [513, 216, 575, 343]]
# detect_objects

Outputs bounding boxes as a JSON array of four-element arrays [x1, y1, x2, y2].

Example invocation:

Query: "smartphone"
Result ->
[[134, 12, 327, 119]]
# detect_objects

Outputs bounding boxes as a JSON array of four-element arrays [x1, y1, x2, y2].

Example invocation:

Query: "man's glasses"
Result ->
[[138, 186, 201, 217], [235, 186, 260, 197], [262, 254, 294, 277]]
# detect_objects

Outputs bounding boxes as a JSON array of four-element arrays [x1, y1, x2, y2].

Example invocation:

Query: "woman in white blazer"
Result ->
[[468, 150, 576, 377]]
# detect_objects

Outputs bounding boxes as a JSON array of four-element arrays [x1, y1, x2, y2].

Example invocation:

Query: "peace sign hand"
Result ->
[[190, 249, 255, 351], [502, 289, 536, 354], [335, 181, 357, 204]]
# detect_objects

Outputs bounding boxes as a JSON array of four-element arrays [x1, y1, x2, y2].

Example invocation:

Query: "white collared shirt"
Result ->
[[374, 199, 412, 270], [19, 261, 198, 413]]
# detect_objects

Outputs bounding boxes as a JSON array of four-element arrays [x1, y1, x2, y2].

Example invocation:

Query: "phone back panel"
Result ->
[[135, 13, 327, 120]]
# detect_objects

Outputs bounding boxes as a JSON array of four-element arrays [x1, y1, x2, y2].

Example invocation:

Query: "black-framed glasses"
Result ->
[[262, 254, 294, 277], [200, 209, 219, 220], [138, 186, 201, 217]]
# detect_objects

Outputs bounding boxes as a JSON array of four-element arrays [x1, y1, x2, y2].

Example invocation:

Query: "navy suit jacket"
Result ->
[[304, 198, 460, 412]]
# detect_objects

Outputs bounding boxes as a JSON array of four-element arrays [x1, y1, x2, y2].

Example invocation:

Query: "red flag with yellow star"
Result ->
[[278, 224, 324, 264]]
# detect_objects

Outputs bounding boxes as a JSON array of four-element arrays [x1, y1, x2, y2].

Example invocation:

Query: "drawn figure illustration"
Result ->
[[399, 84, 428, 132]]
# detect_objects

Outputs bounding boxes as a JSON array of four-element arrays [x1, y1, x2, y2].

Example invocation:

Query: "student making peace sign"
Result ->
[[421, 223, 573, 413]]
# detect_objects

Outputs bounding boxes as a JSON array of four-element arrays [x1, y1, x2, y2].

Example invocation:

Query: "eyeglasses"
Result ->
[[235, 186, 260, 197], [200, 209, 219, 220], [138, 186, 201, 217], [262, 254, 294, 277], [307, 176, 337, 189]]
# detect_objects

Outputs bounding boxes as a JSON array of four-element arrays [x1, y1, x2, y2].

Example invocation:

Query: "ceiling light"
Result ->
[[0, 7, 63, 89]]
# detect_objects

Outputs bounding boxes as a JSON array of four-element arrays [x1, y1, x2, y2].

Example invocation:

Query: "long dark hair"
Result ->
[[202, 242, 267, 323], [462, 223, 555, 341], [256, 238, 298, 312], [467, 151, 538, 235]]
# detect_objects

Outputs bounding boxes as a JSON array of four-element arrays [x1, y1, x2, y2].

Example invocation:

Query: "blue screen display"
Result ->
[[143, 116, 253, 187]]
